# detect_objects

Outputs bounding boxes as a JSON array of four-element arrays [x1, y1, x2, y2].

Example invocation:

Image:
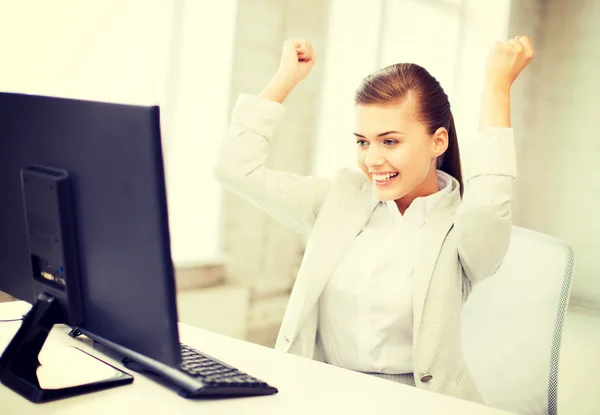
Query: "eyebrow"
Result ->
[[353, 131, 404, 138]]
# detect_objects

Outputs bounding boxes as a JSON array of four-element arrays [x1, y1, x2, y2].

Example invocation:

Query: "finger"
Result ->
[[508, 39, 523, 52], [285, 39, 302, 56], [298, 54, 314, 63], [293, 40, 305, 52], [301, 49, 310, 61], [305, 48, 316, 62], [297, 46, 310, 60], [492, 40, 504, 51], [297, 50, 311, 60], [302, 43, 314, 59], [286, 39, 300, 48], [518, 36, 535, 58]]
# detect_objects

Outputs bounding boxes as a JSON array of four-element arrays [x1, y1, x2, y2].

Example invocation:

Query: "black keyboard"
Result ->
[[177, 344, 278, 397]]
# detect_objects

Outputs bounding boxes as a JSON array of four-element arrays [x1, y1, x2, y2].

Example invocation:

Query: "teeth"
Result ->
[[373, 172, 397, 181]]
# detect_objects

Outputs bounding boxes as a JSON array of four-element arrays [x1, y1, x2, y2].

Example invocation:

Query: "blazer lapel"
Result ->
[[284, 184, 374, 343], [412, 189, 461, 340], [283, 173, 461, 349]]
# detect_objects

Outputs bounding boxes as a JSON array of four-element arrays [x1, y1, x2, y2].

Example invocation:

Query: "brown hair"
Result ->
[[354, 63, 463, 196]]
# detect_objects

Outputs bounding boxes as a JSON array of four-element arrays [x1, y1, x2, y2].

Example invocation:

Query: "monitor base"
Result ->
[[0, 293, 133, 403]]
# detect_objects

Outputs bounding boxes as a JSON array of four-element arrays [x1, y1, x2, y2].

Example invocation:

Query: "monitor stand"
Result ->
[[0, 292, 133, 403], [0, 165, 133, 402]]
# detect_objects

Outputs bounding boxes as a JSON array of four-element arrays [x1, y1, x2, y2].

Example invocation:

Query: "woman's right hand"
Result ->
[[276, 39, 317, 85], [260, 39, 316, 103]]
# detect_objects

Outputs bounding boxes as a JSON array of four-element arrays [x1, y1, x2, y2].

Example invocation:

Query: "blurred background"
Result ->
[[0, 0, 598, 412]]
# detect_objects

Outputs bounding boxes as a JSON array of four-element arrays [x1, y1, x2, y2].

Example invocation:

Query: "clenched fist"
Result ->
[[485, 35, 534, 89], [276, 39, 317, 85]]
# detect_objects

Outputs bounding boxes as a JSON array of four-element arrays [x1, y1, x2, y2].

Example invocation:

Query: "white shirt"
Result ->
[[318, 170, 453, 374]]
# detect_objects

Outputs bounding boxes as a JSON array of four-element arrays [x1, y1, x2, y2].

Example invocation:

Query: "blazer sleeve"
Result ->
[[213, 94, 330, 235], [455, 127, 517, 284]]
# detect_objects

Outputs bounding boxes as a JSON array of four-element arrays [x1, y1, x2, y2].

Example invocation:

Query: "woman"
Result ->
[[215, 36, 534, 403]]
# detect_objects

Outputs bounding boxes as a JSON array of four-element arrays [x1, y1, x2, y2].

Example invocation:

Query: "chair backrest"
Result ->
[[461, 226, 574, 415]]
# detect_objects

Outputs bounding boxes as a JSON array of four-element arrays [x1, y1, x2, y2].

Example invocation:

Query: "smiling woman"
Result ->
[[214, 35, 533, 403]]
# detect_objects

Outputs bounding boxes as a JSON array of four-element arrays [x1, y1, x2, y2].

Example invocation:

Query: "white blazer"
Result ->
[[215, 94, 517, 404]]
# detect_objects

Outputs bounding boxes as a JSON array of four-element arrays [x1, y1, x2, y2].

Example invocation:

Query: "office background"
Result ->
[[0, 0, 598, 413]]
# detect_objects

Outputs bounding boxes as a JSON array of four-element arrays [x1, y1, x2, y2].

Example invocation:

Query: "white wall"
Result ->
[[222, 0, 329, 297], [509, 0, 600, 307]]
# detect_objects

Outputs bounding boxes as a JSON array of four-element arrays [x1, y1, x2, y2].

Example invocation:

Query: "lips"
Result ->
[[372, 172, 399, 187]]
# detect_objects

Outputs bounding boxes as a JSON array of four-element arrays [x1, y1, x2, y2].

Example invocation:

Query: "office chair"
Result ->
[[461, 226, 574, 415]]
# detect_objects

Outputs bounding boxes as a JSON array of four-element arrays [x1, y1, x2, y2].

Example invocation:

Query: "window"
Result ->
[[379, 0, 463, 98], [313, 0, 510, 178], [0, 0, 173, 105], [0, 0, 238, 267], [163, 0, 237, 266], [311, 0, 383, 177]]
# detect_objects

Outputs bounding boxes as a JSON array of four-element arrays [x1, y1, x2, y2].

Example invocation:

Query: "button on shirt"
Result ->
[[318, 170, 454, 374]]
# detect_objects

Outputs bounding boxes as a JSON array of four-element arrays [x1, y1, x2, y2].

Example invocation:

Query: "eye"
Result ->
[[356, 139, 369, 147], [383, 139, 399, 146]]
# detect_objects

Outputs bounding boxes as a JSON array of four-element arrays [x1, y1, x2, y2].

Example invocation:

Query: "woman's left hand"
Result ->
[[485, 35, 534, 90]]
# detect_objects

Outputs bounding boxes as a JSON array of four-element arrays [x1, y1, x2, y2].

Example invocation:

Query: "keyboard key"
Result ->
[[177, 343, 276, 393]]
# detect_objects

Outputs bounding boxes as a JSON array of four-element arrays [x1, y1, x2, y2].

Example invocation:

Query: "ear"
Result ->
[[430, 127, 449, 158]]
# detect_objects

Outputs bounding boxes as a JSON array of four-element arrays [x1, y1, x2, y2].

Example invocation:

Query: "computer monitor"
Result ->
[[0, 92, 180, 401]]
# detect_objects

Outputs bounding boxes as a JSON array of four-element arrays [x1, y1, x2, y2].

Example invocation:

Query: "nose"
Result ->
[[364, 145, 385, 168]]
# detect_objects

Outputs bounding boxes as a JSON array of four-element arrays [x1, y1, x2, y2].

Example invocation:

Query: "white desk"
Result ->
[[0, 301, 514, 415]]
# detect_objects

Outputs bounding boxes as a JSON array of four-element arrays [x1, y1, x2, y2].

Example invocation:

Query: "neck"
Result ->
[[395, 168, 439, 215]]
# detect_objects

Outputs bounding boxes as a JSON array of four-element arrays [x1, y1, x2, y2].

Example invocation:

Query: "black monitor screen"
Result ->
[[0, 92, 180, 367]]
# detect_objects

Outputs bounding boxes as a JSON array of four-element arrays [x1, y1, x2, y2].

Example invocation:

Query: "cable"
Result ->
[[0, 318, 24, 323]]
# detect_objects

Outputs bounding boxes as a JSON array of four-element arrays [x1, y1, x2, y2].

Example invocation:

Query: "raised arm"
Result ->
[[457, 36, 535, 284], [214, 40, 330, 235], [479, 36, 534, 131]]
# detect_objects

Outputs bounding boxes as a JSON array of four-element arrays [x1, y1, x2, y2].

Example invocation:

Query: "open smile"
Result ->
[[371, 172, 399, 187]]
